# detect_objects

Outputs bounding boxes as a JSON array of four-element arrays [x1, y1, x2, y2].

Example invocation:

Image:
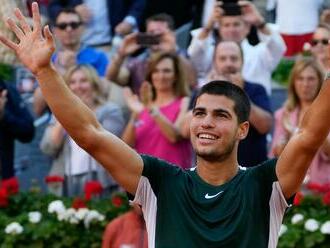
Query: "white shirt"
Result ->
[[275, 0, 323, 34], [187, 24, 286, 95]]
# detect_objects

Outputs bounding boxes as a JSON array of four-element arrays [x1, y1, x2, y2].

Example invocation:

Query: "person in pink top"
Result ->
[[122, 52, 192, 169], [270, 58, 330, 184]]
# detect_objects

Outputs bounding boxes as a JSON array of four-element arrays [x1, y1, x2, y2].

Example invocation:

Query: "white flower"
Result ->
[[5, 222, 24, 235], [279, 224, 288, 237], [305, 219, 319, 232], [303, 42, 311, 51], [84, 210, 105, 228], [75, 208, 89, 220], [320, 221, 330, 234], [57, 208, 75, 222], [48, 200, 66, 215], [291, 213, 304, 224], [28, 211, 42, 224]]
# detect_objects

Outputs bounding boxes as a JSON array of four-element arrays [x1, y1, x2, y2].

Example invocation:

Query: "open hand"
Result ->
[[238, 1, 264, 26], [123, 87, 144, 114], [0, 3, 55, 75]]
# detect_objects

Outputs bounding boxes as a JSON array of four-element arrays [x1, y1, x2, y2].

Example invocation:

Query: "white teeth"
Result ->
[[198, 134, 217, 140]]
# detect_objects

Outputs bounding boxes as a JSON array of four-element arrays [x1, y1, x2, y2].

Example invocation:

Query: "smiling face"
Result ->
[[294, 66, 321, 104], [190, 94, 248, 162], [68, 69, 95, 106], [151, 57, 176, 93]]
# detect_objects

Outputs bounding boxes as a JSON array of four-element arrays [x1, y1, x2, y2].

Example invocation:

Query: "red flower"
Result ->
[[72, 197, 87, 209], [111, 196, 123, 208], [323, 191, 330, 206], [84, 181, 103, 201], [45, 175, 65, 183], [1, 177, 19, 195], [0, 187, 8, 207], [293, 192, 304, 206]]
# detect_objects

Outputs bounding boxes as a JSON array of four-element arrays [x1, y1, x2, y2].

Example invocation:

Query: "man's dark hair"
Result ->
[[146, 13, 175, 31], [53, 8, 83, 25], [193, 80, 251, 123]]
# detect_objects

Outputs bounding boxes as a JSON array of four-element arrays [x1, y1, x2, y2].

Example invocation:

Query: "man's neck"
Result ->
[[196, 156, 239, 186], [63, 43, 80, 51]]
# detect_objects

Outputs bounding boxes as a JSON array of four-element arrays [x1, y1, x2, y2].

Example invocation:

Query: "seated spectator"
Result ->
[[190, 41, 273, 167], [122, 52, 192, 169], [40, 65, 125, 196], [188, 1, 286, 95], [310, 23, 330, 73], [0, 79, 34, 179], [102, 203, 147, 248], [107, 13, 196, 94], [269, 58, 330, 184]]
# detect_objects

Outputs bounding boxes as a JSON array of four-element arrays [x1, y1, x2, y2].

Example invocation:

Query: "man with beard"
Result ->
[[3, 3, 330, 247], [206, 40, 273, 167]]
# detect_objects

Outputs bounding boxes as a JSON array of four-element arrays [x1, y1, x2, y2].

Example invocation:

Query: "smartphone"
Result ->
[[220, 0, 241, 16], [136, 33, 161, 47]]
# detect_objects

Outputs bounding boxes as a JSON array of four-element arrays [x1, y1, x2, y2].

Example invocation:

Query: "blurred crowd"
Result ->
[[1, 0, 330, 247]]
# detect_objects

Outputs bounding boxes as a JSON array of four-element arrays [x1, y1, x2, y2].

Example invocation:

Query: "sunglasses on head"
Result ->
[[310, 39, 329, 46], [55, 21, 82, 30]]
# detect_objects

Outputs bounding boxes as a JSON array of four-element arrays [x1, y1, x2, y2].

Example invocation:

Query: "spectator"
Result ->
[[51, 8, 109, 76], [102, 203, 147, 248], [310, 23, 330, 73], [33, 7, 109, 117], [188, 0, 286, 95], [106, 13, 196, 95], [204, 41, 273, 167], [122, 52, 192, 169], [40, 65, 125, 196], [269, 58, 330, 184], [48, 0, 146, 49], [0, 79, 34, 179], [274, 0, 323, 57]]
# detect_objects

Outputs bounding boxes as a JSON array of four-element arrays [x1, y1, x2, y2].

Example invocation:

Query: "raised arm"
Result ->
[[0, 3, 143, 194], [276, 72, 330, 199]]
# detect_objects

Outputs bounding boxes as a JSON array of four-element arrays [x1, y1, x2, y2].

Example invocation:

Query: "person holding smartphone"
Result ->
[[188, 0, 286, 96], [106, 13, 196, 95]]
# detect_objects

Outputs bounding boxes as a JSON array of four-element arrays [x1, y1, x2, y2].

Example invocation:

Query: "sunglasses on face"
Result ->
[[55, 22, 82, 30], [310, 39, 329, 46]]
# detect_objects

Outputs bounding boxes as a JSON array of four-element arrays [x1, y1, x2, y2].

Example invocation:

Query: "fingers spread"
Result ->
[[6, 18, 25, 40], [14, 8, 32, 34], [32, 2, 42, 35], [0, 33, 19, 51]]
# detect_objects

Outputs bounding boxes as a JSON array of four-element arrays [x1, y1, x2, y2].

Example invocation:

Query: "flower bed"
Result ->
[[0, 177, 130, 248], [278, 183, 330, 248]]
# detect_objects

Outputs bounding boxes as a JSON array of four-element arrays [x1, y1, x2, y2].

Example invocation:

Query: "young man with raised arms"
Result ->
[[1, 3, 330, 247]]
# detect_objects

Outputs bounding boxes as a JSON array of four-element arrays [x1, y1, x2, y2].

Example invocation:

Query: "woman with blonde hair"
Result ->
[[40, 64, 125, 196], [270, 58, 330, 184], [122, 52, 192, 169]]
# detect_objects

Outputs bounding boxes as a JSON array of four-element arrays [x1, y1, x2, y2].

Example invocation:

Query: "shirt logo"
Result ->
[[204, 191, 224, 199]]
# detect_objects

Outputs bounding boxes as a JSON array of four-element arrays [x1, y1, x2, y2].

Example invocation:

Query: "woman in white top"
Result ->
[[40, 64, 125, 196]]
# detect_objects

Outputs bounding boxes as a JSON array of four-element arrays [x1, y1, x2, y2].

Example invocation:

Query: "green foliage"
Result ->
[[272, 59, 295, 86], [0, 63, 14, 81], [278, 194, 330, 248], [0, 192, 130, 247]]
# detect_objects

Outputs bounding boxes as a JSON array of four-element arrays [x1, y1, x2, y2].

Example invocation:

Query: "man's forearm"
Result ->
[[36, 65, 101, 144]]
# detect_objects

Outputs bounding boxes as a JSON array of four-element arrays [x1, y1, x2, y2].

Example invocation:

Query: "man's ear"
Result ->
[[237, 121, 249, 140]]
